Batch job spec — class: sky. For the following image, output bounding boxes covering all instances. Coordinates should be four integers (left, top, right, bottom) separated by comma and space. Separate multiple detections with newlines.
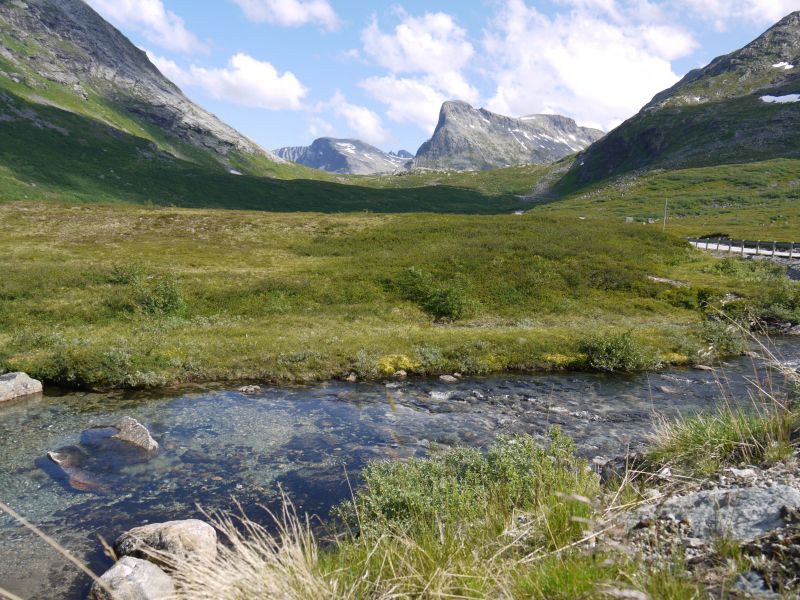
84, 0, 800, 154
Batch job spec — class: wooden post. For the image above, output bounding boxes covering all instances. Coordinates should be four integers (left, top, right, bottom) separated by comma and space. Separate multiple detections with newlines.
715, 238, 720, 251
772, 241, 777, 257
728, 239, 732, 253
741, 241, 745, 257
791, 243, 795, 259
756, 241, 760, 255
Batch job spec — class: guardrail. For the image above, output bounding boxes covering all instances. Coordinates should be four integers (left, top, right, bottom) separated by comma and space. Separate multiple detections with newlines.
688, 238, 798, 259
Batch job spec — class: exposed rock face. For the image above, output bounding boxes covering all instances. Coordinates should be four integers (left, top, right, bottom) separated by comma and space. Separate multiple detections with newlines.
0, 372, 42, 402
412, 101, 604, 171
562, 11, 800, 188
89, 556, 175, 600
114, 520, 218, 566
0, 0, 277, 164
633, 485, 800, 542
274, 138, 410, 175
111, 417, 159, 453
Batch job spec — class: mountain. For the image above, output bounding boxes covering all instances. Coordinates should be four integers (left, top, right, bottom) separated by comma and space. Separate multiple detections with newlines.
274, 138, 411, 175
411, 101, 604, 171
390, 150, 414, 159
0, 0, 293, 177
559, 11, 800, 190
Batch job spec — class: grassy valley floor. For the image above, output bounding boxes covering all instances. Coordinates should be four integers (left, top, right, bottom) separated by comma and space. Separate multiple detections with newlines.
0, 200, 797, 389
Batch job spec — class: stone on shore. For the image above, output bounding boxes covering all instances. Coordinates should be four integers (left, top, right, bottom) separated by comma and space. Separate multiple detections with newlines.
88, 556, 174, 600
0, 372, 43, 403
115, 519, 217, 567
111, 417, 159, 453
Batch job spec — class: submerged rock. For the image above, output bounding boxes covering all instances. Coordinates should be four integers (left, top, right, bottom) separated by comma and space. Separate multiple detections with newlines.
89, 556, 174, 600
0, 372, 43, 403
115, 519, 218, 567
45, 448, 109, 494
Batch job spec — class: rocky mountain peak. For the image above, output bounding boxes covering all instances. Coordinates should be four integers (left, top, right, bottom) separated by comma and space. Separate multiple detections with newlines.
413, 101, 604, 171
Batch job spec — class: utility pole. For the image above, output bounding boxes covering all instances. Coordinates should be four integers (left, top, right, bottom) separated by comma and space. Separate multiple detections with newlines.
662, 198, 668, 232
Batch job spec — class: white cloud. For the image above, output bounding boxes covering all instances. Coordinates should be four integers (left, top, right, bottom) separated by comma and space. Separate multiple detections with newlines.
308, 116, 335, 138
328, 92, 391, 145
359, 11, 479, 134
85, 0, 204, 54
674, 0, 800, 30
232, 0, 339, 30
148, 52, 308, 110
483, 0, 697, 130
359, 76, 447, 134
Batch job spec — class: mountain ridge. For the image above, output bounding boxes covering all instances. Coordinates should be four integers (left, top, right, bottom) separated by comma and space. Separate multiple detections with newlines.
0, 0, 285, 174
556, 11, 800, 191
274, 137, 410, 175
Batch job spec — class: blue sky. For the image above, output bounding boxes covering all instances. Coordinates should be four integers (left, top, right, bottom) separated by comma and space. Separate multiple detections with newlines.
85, 0, 800, 154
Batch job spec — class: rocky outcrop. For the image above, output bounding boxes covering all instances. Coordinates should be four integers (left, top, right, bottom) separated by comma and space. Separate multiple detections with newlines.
274, 138, 411, 175
0, 372, 42, 402
88, 556, 174, 600
614, 457, 800, 597
0, 0, 278, 165
114, 519, 218, 566
412, 101, 604, 171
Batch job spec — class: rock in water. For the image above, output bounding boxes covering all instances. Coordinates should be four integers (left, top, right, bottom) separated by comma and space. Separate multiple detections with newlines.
111, 417, 159, 453
115, 520, 218, 567
45, 448, 109, 494
0, 372, 43, 402
89, 556, 174, 600
412, 101, 604, 171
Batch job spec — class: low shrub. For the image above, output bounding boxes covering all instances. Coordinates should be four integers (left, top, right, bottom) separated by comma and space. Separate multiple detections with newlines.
579, 331, 652, 372
336, 429, 597, 548
394, 267, 473, 321
132, 276, 186, 315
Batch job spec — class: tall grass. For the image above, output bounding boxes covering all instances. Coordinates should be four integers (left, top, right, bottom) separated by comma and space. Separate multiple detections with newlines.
648, 336, 799, 477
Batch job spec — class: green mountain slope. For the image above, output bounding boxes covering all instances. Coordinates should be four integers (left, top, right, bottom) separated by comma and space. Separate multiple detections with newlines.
556, 11, 800, 192
0, 0, 319, 179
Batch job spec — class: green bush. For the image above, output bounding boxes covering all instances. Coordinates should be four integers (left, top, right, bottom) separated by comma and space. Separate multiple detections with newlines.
394, 267, 472, 321
336, 429, 597, 549
133, 276, 186, 315
700, 319, 748, 356
579, 331, 652, 372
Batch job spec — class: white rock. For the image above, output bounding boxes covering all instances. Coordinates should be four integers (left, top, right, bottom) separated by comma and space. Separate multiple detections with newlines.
0, 372, 43, 403
439, 375, 459, 384
89, 556, 174, 600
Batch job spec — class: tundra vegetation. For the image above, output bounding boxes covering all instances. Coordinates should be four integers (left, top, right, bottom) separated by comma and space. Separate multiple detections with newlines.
1, 193, 797, 389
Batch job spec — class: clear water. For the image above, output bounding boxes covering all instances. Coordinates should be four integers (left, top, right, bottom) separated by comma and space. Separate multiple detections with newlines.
1, 340, 798, 599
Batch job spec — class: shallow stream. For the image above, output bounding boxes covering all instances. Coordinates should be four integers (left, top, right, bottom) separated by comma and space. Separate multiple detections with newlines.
1, 339, 798, 599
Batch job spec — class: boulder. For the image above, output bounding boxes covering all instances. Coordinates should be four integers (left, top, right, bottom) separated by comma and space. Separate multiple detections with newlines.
115, 519, 217, 567
0, 372, 43, 403
238, 385, 261, 394
111, 417, 159, 453
88, 556, 174, 600
439, 375, 459, 384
